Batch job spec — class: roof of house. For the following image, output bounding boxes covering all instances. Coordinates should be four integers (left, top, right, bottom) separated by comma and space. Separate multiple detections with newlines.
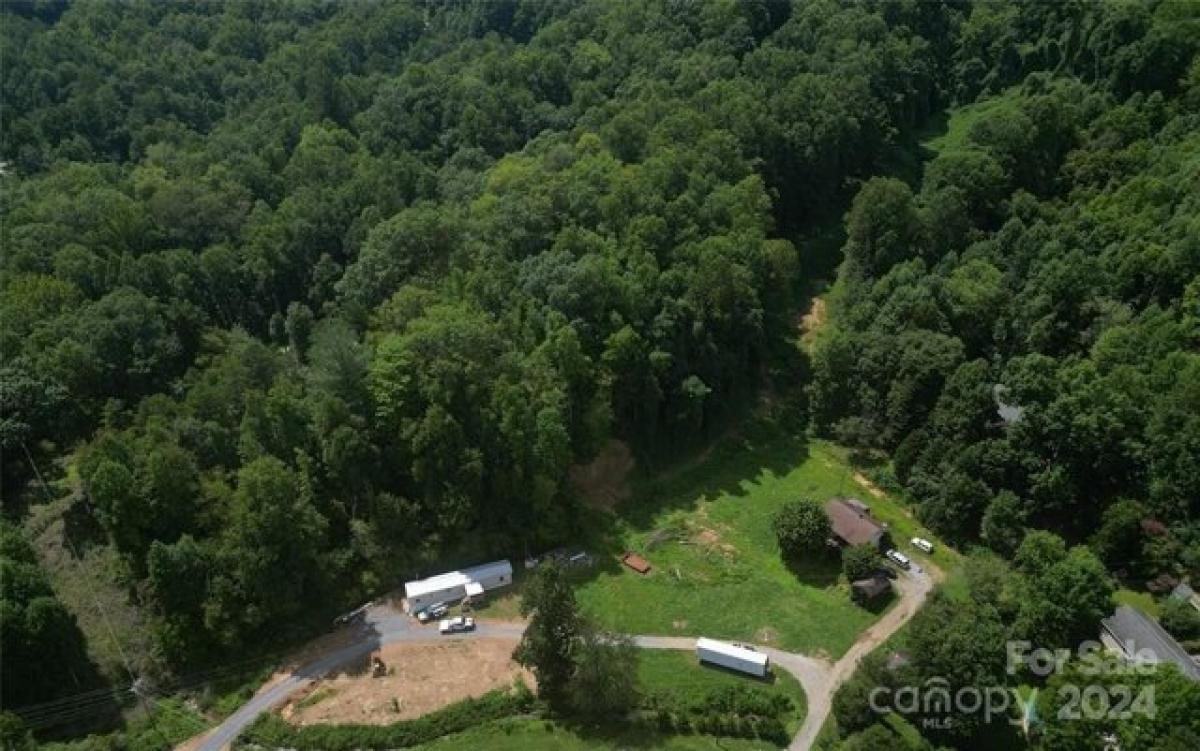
1170, 582, 1196, 602
404, 559, 512, 600
825, 499, 886, 546
1101, 605, 1200, 681
844, 498, 871, 516
851, 576, 892, 599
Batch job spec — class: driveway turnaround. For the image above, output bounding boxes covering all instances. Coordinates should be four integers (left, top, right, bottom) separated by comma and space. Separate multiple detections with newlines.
188, 568, 935, 751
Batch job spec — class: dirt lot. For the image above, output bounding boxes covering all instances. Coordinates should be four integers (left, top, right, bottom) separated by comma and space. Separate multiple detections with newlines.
279, 638, 534, 726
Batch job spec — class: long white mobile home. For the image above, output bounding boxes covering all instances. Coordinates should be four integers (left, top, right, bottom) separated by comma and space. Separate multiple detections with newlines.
695, 637, 769, 678
404, 560, 513, 613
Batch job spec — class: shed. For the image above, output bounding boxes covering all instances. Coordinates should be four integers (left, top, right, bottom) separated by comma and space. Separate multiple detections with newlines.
825, 499, 887, 548
696, 637, 769, 678
1099, 605, 1200, 682
1170, 582, 1200, 612
404, 560, 512, 613
851, 575, 892, 603
622, 552, 651, 574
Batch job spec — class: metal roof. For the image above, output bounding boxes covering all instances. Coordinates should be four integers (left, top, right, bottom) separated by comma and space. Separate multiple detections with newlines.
696, 637, 769, 667
825, 499, 886, 546
404, 560, 512, 600
1101, 605, 1200, 681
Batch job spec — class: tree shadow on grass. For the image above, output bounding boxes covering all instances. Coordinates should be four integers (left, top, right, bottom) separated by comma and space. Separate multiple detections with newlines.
555, 718, 665, 749
561, 426, 813, 592
853, 590, 897, 615
781, 552, 842, 589
619, 428, 811, 532
695, 660, 780, 686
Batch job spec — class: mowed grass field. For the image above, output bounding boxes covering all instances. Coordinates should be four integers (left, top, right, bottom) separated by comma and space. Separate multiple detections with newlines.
637, 650, 807, 734
571, 430, 956, 658
414, 650, 803, 751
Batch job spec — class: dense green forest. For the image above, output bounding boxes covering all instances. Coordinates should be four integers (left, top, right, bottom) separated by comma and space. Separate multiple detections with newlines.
810, 4, 1200, 574
2, 0, 1199, 748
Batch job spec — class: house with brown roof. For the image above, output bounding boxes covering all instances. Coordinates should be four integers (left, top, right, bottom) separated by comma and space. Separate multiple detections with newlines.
825, 498, 889, 549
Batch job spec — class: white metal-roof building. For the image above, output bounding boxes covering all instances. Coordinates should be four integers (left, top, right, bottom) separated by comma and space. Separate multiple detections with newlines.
404, 560, 513, 613
695, 637, 770, 677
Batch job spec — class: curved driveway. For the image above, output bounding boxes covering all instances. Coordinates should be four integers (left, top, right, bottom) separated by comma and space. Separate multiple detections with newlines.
189, 568, 934, 751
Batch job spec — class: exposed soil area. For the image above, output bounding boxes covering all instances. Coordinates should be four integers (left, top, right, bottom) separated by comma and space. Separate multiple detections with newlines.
279, 638, 533, 726
852, 472, 885, 499
569, 439, 634, 511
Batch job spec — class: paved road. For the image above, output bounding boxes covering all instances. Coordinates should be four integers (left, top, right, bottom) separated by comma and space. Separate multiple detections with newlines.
192, 613, 522, 751
190, 569, 935, 751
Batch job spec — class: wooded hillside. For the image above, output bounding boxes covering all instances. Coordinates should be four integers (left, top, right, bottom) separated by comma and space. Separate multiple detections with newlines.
2, 2, 1198, 746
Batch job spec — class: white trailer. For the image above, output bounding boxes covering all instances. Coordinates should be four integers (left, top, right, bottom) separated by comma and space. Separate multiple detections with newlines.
695, 637, 769, 678
403, 560, 513, 614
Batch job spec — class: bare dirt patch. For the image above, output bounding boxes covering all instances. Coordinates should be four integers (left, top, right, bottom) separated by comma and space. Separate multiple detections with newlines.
692, 526, 737, 558
569, 439, 634, 512
853, 472, 886, 499
798, 295, 828, 349
280, 639, 533, 726
754, 627, 780, 646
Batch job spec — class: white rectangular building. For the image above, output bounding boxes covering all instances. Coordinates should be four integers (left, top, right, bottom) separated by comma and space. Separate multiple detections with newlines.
695, 637, 769, 678
404, 560, 513, 613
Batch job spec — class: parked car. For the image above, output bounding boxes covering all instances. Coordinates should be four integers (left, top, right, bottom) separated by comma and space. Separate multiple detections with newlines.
417, 602, 449, 623
911, 537, 934, 553
886, 549, 911, 569
439, 616, 476, 634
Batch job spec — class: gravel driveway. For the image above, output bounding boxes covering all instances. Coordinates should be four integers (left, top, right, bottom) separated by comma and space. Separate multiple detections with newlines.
190, 568, 936, 751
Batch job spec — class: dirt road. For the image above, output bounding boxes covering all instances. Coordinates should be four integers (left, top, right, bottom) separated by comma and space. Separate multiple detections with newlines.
185, 567, 937, 751
787, 568, 937, 750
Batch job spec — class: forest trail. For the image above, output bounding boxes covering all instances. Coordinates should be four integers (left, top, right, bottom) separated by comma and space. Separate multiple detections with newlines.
798, 293, 828, 351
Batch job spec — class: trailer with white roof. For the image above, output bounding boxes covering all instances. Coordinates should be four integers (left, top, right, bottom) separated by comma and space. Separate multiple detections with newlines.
403, 560, 512, 614
695, 637, 769, 677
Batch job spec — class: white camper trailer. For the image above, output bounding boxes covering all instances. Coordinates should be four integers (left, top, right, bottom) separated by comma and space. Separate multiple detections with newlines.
695, 637, 769, 678
404, 560, 513, 614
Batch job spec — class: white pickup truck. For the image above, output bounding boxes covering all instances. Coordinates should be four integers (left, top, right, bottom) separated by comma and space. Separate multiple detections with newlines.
439, 616, 476, 634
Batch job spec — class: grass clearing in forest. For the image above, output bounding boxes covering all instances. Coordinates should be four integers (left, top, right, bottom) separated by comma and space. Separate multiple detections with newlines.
572, 428, 951, 657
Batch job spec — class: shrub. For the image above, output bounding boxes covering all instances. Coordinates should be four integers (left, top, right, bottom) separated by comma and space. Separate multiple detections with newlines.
842, 543, 880, 582
771, 498, 831, 559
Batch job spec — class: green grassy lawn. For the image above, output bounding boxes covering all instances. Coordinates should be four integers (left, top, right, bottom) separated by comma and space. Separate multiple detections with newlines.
412, 717, 777, 750
921, 89, 1020, 157
637, 649, 806, 734
571, 430, 952, 658
1114, 587, 1161, 617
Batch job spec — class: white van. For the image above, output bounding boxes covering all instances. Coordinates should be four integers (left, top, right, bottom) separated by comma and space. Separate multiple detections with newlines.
886, 549, 911, 569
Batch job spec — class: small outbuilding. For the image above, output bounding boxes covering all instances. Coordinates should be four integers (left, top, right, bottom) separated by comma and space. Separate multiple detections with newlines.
851, 575, 892, 604
404, 560, 512, 614
622, 552, 652, 574
696, 637, 769, 678
1170, 582, 1200, 612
